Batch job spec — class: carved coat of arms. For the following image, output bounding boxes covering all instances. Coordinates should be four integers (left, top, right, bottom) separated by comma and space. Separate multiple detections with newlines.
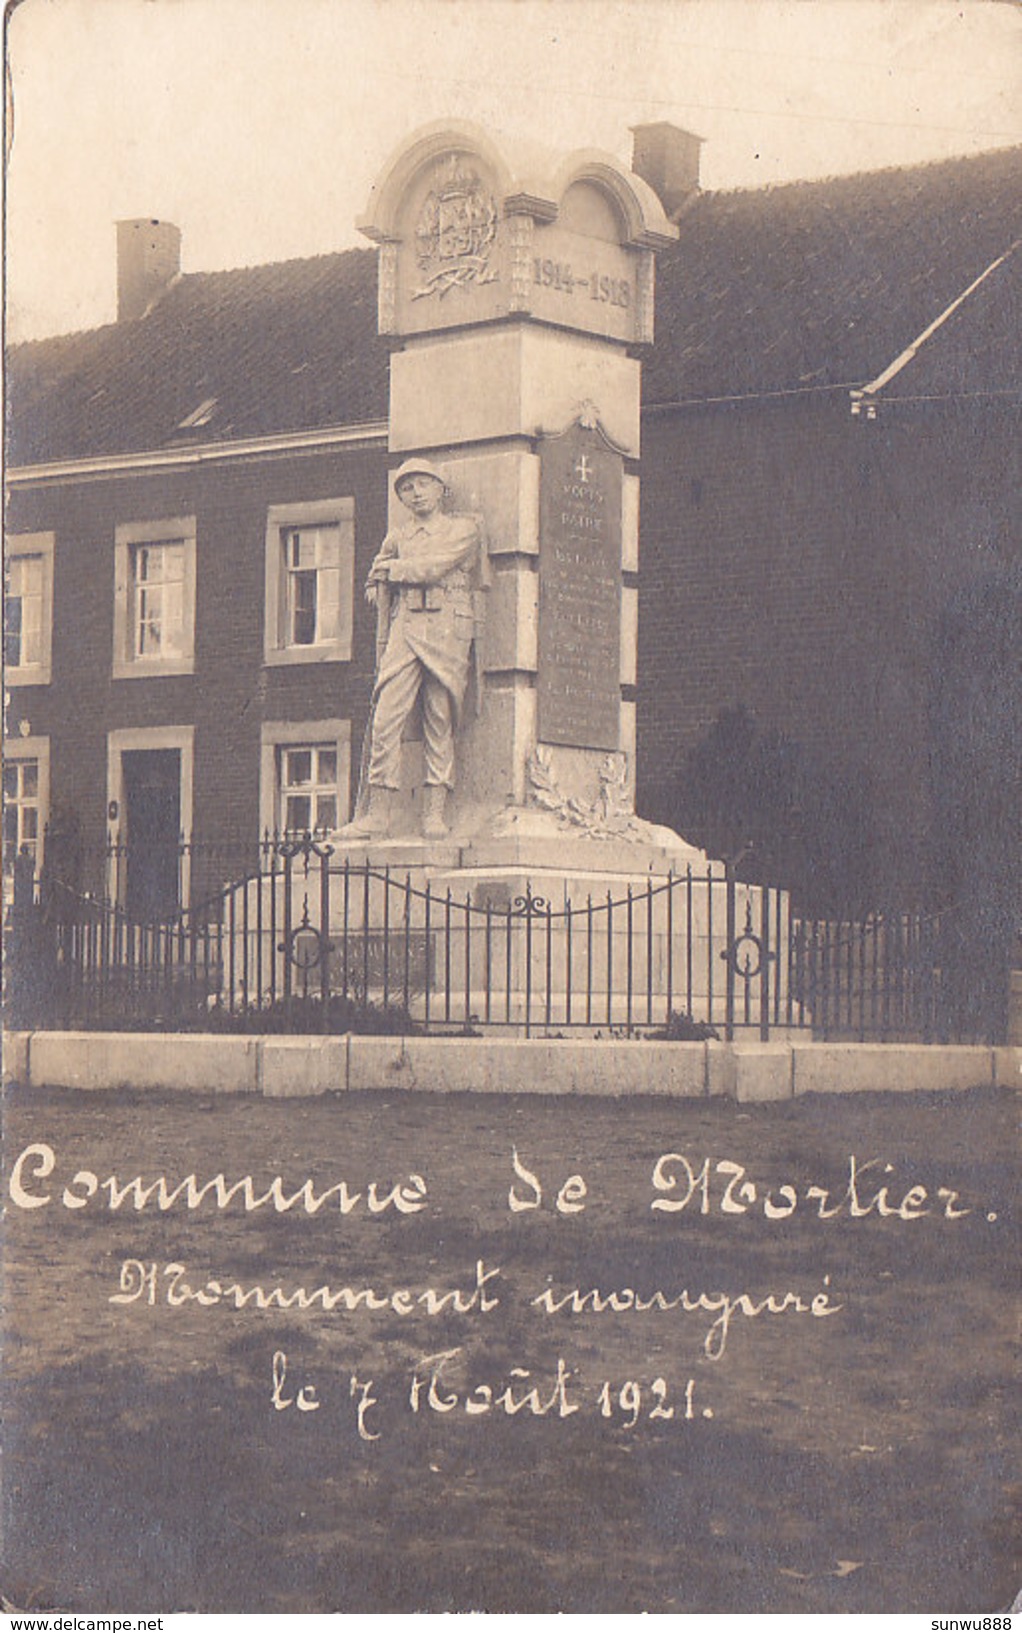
412, 156, 499, 300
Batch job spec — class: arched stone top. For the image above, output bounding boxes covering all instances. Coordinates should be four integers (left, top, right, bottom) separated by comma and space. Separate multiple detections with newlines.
360, 120, 678, 249
545, 151, 677, 250
359, 120, 518, 243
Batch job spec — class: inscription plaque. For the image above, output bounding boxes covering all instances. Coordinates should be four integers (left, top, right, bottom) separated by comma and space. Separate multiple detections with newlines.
537, 421, 622, 750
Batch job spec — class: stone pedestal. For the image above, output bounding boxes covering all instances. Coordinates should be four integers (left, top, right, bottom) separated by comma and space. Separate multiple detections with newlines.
241, 829, 789, 1036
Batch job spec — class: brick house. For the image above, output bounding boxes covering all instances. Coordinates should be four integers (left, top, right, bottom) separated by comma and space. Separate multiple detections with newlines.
6, 141, 1019, 914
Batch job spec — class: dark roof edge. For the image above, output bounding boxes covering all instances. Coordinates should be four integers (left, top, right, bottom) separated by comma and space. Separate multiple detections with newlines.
643, 381, 865, 412
7, 418, 390, 487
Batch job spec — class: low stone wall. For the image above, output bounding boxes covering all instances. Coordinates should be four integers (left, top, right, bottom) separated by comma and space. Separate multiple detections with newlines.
4, 1030, 1017, 1102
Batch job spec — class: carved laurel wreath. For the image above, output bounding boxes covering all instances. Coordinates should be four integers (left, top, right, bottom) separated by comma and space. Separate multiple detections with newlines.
526, 746, 649, 841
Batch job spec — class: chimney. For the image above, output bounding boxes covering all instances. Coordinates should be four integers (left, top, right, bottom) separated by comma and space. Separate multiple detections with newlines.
630, 124, 703, 218
116, 218, 181, 321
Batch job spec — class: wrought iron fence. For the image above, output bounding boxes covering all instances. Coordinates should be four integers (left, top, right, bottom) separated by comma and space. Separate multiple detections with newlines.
6, 832, 997, 1043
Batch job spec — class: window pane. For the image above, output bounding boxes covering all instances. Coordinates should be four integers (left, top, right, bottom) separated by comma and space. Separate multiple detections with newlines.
317, 749, 338, 782
19, 605, 42, 665
137, 584, 162, 655
3, 805, 18, 848
22, 807, 38, 840
293, 571, 315, 614
287, 529, 316, 570
317, 568, 340, 641
285, 749, 312, 786
315, 795, 337, 830
285, 794, 311, 831
22, 762, 39, 798
6, 835, 37, 873
9, 556, 42, 597
290, 570, 317, 645
162, 581, 184, 654
3, 764, 19, 799
4, 598, 22, 667
315, 526, 341, 567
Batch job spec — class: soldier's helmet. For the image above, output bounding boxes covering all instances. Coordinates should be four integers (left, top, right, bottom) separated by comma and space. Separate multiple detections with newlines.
392, 457, 447, 492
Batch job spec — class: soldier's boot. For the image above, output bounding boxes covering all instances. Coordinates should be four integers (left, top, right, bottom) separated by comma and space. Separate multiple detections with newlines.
422, 784, 449, 839
337, 785, 391, 840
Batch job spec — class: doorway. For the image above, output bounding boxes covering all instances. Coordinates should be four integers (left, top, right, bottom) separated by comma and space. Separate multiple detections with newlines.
121, 748, 181, 920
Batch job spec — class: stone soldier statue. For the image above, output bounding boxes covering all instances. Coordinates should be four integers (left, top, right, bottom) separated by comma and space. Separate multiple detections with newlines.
344, 458, 484, 839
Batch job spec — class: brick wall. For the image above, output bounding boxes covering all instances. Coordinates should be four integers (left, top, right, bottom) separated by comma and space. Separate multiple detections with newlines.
636, 394, 1020, 901
6, 444, 389, 883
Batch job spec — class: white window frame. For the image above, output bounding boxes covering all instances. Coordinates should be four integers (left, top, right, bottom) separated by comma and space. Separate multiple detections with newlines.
2, 734, 50, 885
106, 725, 195, 907
113, 516, 197, 679
263, 497, 355, 667
5, 532, 54, 686
259, 719, 352, 838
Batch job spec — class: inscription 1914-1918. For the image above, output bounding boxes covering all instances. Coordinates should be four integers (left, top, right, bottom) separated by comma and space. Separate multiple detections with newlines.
537, 422, 622, 751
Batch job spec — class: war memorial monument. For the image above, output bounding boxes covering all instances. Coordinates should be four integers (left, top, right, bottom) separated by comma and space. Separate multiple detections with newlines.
345, 120, 689, 860
316, 119, 755, 1028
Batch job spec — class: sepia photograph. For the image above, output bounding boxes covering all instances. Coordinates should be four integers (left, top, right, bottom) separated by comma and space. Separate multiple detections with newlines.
3, 0, 1020, 1617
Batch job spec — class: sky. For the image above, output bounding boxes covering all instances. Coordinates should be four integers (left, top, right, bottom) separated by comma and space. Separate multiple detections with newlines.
6, 0, 1022, 342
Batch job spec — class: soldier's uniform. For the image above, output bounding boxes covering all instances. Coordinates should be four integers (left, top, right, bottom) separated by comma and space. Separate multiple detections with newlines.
366, 506, 482, 791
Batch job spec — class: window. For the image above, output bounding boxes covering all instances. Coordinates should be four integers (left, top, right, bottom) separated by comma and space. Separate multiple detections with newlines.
283, 525, 342, 647
177, 396, 218, 430
6, 557, 44, 666
5, 532, 54, 685
264, 498, 355, 665
132, 540, 186, 658
113, 517, 196, 678
259, 720, 351, 837
2, 736, 50, 885
279, 743, 339, 833
3, 759, 41, 873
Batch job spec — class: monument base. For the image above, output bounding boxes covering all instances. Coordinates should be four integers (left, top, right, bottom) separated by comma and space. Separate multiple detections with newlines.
329, 801, 707, 878
310, 807, 757, 1035
229, 814, 788, 1038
